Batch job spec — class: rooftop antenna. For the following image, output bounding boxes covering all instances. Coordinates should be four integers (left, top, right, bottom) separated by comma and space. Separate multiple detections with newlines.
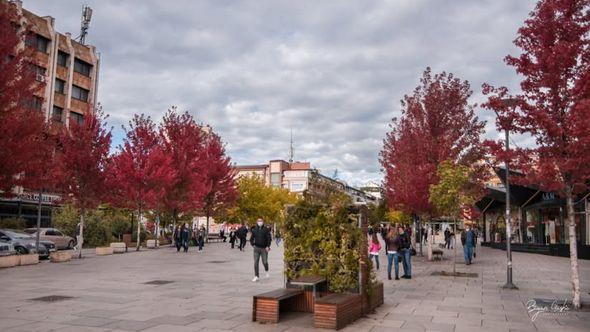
78, 5, 92, 45
332, 168, 339, 179
289, 128, 294, 163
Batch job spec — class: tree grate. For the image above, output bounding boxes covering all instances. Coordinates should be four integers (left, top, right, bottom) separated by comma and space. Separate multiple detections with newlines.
144, 280, 174, 285
431, 271, 478, 278
29, 295, 74, 302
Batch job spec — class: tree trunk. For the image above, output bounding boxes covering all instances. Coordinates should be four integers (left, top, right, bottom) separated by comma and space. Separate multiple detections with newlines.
35, 190, 42, 252
206, 211, 210, 243
78, 210, 85, 259
136, 209, 142, 251
566, 188, 581, 309
155, 212, 160, 248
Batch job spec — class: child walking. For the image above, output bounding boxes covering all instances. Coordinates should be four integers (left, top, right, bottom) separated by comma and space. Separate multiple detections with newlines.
369, 233, 382, 270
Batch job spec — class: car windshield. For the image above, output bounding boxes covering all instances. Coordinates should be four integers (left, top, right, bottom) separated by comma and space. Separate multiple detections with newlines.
4, 230, 34, 239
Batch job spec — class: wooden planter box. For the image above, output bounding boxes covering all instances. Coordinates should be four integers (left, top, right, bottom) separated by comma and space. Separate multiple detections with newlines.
0, 255, 18, 268
314, 293, 362, 330
50, 251, 72, 263
96, 247, 114, 256
367, 282, 384, 313
146, 239, 158, 248
110, 242, 127, 254
18, 254, 39, 266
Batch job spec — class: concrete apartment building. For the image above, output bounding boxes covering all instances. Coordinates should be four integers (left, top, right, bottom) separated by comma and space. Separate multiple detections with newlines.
0, 1, 100, 226
235, 160, 378, 204
11, 0, 100, 127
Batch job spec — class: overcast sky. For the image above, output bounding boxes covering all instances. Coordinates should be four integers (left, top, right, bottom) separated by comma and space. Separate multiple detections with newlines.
25, 0, 536, 186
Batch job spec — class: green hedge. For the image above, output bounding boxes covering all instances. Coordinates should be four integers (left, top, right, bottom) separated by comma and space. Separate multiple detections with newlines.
0, 217, 27, 230
284, 201, 363, 293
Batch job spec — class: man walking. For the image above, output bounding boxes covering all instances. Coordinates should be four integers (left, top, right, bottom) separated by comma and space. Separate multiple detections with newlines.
461, 225, 476, 265
444, 228, 451, 249
237, 222, 248, 251
250, 218, 271, 282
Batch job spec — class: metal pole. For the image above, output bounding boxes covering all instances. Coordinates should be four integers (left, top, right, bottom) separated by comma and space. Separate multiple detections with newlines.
503, 129, 518, 289
35, 190, 42, 252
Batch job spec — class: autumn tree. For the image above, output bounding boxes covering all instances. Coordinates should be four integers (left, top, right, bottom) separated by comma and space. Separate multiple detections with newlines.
57, 107, 111, 258
380, 68, 486, 223
0, 1, 47, 195
201, 133, 237, 237
229, 175, 298, 226
159, 108, 208, 231
482, 0, 590, 308
429, 160, 478, 274
108, 114, 175, 251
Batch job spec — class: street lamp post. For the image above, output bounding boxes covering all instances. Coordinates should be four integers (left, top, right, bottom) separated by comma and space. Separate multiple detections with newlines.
499, 99, 518, 290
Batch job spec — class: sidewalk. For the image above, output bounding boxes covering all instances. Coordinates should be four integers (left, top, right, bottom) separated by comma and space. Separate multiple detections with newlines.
0, 241, 588, 331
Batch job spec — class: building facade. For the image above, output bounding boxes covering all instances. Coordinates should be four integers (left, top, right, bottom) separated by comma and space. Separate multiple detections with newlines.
0, 1, 100, 227
234, 160, 378, 204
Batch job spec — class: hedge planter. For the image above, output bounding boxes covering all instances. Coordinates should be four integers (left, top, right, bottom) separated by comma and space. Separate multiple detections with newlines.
110, 242, 127, 254
96, 247, 114, 256
0, 255, 18, 268
367, 282, 384, 313
18, 254, 39, 266
50, 251, 72, 263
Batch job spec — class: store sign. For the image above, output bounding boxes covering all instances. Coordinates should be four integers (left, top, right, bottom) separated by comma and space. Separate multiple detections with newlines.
542, 193, 555, 201
18, 193, 60, 204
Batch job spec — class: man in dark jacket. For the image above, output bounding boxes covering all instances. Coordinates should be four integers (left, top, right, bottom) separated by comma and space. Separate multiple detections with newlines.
236, 223, 248, 251
250, 218, 272, 282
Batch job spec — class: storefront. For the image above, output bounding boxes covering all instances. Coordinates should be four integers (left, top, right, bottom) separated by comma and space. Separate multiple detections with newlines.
476, 168, 589, 259
0, 192, 60, 227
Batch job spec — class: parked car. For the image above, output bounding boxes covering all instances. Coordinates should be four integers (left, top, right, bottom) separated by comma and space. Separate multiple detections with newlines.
0, 240, 15, 256
24, 228, 75, 250
0, 229, 55, 259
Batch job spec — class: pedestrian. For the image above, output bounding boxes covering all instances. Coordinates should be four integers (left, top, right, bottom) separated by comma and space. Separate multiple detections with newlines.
461, 225, 476, 265
197, 226, 205, 252
368, 225, 374, 236
229, 227, 236, 249
174, 225, 182, 252
237, 222, 247, 251
444, 228, 451, 249
220, 227, 227, 242
274, 228, 282, 247
250, 218, 272, 282
400, 226, 412, 279
180, 223, 190, 252
369, 233, 381, 270
384, 227, 401, 280
74, 221, 82, 252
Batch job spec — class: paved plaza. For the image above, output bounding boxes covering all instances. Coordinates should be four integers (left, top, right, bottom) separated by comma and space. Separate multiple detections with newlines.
1, 242, 589, 332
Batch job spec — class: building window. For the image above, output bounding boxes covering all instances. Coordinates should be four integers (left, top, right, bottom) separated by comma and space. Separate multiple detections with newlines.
270, 173, 281, 187
31, 96, 43, 111
52, 106, 63, 123
70, 111, 84, 125
57, 51, 69, 67
71, 85, 89, 102
25, 33, 49, 53
55, 79, 65, 94
73, 58, 92, 77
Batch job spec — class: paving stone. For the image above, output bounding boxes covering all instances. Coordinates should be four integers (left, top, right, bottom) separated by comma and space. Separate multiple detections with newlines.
61, 317, 115, 327
101, 319, 160, 331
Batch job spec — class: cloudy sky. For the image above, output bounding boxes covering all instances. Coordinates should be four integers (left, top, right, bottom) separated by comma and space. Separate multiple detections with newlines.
25, 0, 536, 186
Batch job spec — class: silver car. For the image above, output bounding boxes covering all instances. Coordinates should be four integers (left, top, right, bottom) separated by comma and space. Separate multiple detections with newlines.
0, 229, 55, 259
24, 228, 75, 250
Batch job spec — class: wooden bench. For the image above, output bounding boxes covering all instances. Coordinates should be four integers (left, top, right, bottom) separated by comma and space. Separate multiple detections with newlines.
432, 248, 444, 261
314, 293, 362, 330
252, 288, 304, 324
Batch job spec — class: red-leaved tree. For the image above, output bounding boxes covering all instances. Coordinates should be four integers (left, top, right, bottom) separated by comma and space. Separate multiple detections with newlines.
483, 0, 590, 308
0, 1, 47, 196
380, 68, 486, 221
108, 114, 175, 251
201, 132, 237, 237
159, 108, 208, 228
57, 106, 112, 258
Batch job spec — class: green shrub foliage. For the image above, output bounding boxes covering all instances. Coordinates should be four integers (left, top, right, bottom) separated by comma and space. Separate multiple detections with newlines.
284, 201, 362, 293
0, 217, 27, 230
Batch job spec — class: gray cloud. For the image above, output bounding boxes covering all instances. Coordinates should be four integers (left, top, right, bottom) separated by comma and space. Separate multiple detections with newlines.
26, 0, 536, 186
